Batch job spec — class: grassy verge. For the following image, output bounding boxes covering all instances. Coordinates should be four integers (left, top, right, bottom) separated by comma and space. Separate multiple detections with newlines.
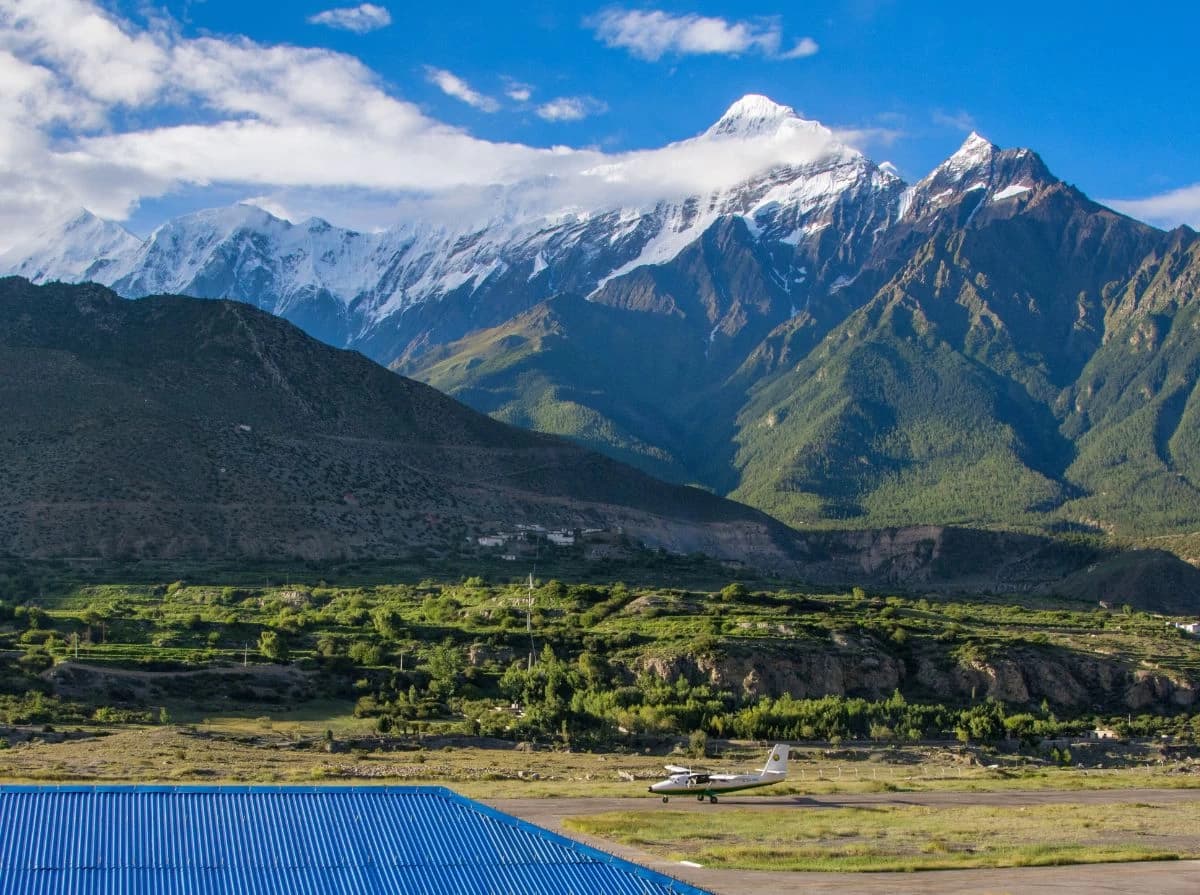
564, 802, 1200, 871
2, 729, 1199, 798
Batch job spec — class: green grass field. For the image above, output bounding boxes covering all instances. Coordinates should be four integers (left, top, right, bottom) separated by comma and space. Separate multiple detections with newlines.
565, 802, 1200, 871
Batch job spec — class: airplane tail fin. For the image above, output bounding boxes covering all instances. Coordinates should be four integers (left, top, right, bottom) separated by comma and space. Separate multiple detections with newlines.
762, 744, 789, 777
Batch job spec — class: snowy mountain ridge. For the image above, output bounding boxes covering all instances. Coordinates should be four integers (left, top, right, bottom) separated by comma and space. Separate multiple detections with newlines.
0, 209, 142, 284
1, 95, 1044, 362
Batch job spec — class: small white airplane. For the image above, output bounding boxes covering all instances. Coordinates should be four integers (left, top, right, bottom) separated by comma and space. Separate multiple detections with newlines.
649, 744, 789, 803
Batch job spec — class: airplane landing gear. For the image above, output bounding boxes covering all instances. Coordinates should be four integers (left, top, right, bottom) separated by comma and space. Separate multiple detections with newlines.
696, 794, 705, 802
662, 796, 669, 803
709, 795, 718, 804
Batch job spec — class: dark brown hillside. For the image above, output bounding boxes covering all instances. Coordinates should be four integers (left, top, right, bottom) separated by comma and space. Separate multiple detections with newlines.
0, 278, 799, 565
5, 278, 1197, 611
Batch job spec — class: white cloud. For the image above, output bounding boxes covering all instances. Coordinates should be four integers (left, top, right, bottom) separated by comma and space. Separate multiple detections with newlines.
307, 4, 391, 34
424, 66, 500, 112
932, 109, 976, 132
1106, 185, 1200, 230
588, 8, 818, 61
536, 96, 607, 122
779, 37, 819, 59
239, 194, 299, 223
504, 78, 533, 102
1, 0, 169, 107
832, 126, 904, 149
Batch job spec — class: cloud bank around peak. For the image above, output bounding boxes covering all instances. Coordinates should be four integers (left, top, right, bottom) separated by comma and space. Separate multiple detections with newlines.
588, 8, 819, 61
0, 0, 863, 251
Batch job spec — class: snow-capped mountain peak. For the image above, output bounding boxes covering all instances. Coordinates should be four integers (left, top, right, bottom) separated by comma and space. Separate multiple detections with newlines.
0, 208, 141, 284
937, 131, 998, 181
897, 132, 1056, 226
706, 94, 799, 138
959, 130, 996, 153
104, 202, 385, 315
147, 203, 280, 240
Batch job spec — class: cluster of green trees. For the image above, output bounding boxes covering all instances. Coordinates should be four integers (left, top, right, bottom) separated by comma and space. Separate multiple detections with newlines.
4, 579, 1200, 750
352, 651, 1200, 748
0, 691, 162, 727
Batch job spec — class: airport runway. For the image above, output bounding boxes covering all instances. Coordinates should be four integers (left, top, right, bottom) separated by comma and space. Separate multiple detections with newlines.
488, 788, 1200, 895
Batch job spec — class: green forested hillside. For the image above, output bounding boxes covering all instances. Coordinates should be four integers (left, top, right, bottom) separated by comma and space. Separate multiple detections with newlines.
1059, 234, 1200, 533
729, 190, 1166, 530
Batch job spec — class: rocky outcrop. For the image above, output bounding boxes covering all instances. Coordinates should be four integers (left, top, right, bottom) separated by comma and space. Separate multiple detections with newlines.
638, 642, 1196, 712
1126, 669, 1197, 710
637, 643, 904, 700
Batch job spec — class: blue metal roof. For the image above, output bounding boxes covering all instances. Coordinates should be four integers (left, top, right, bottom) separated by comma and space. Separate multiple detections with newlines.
0, 785, 711, 895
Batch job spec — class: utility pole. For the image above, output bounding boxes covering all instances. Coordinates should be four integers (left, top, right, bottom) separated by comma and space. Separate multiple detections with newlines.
525, 572, 534, 632
526, 572, 536, 671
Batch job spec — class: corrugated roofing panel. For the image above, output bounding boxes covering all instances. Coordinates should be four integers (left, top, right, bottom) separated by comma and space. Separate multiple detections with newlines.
0, 785, 711, 895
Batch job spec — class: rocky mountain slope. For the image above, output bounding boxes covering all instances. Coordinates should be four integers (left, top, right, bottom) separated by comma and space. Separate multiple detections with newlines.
5, 96, 1200, 542
0, 277, 801, 567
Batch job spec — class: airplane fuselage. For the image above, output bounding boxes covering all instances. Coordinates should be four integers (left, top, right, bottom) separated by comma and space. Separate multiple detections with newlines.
649, 771, 784, 801
648, 745, 789, 803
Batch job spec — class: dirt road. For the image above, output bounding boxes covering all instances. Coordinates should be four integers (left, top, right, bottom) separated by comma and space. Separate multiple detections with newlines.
487, 788, 1200, 895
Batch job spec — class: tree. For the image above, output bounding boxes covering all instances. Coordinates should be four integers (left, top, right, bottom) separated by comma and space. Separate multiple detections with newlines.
348, 640, 382, 666
258, 630, 289, 662
80, 607, 102, 642
954, 700, 1005, 745
24, 606, 48, 630
426, 640, 464, 701
372, 606, 406, 640
576, 651, 606, 688
719, 583, 747, 602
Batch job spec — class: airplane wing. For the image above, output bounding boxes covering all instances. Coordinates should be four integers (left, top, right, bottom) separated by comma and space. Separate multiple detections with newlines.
664, 764, 692, 774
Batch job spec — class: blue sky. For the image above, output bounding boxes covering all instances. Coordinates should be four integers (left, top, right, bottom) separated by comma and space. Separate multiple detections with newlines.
159, 0, 1200, 193
0, 0, 1196, 246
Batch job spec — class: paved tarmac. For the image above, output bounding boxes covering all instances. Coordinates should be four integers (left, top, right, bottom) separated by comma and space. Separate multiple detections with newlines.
487, 788, 1200, 895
